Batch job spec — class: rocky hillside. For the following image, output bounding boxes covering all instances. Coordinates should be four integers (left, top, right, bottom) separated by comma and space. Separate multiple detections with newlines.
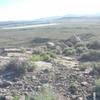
0, 33, 99, 100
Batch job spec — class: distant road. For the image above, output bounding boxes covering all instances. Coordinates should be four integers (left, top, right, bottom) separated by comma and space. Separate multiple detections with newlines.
1, 23, 59, 30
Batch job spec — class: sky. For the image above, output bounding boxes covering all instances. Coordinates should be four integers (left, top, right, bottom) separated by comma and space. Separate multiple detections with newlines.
0, 0, 100, 21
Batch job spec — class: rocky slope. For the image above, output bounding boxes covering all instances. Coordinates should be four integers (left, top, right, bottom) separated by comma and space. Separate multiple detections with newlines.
0, 33, 97, 100
0, 56, 94, 100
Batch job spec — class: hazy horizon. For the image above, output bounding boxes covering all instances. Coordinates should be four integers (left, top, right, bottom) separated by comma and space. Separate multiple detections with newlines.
0, 0, 100, 21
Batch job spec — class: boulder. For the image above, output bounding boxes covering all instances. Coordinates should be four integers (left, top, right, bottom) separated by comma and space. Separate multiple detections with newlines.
67, 35, 81, 44
81, 82, 88, 87
0, 80, 12, 88
77, 97, 83, 100
84, 67, 93, 74
46, 42, 55, 49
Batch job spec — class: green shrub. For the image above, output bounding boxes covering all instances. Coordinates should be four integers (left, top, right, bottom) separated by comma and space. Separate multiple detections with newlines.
76, 46, 88, 55
63, 47, 76, 56
40, 53, 51, 62
24, 61, 36, 72
25, 95, 30, 100
13, 95, 30, 100
4, 59, 26, 76
13, 96, 20, 100
79, 62, 91, 71
46, 51, 56, 58
68, 82, 77, 94
32, 54, 51, 62
93, 63, 100, 76
75, 42, 86, 48
3, 59, 36, 77
95, 79, 100, 97
66, 41, 73, 47
34, 87, 55, 100
12, 86, 55, 100
75, 42, 88, 55
32, 52, 56, 62
31, 54, 42, 61
79, 50, 100, 61
87, 41, 100, 50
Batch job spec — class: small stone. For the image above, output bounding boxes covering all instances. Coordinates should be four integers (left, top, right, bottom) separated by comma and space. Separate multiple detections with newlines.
81, 82, 88, 86
84, 67, 93, 74
46, 42, 55, 48
31, 76, 37, 81
77, 97, 83, 100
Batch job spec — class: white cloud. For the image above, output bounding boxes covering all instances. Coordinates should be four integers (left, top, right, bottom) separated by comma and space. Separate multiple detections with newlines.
0, 0, 100, 21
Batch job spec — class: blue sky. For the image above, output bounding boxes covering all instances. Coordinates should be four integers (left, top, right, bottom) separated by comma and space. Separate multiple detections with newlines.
0, 0, 100, 21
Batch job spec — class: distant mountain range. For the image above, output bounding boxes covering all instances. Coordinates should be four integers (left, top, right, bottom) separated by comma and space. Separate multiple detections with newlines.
0, 15, 100, 28
0, 14, 100, 23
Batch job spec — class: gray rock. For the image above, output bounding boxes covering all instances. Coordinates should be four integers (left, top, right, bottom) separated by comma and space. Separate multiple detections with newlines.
81, 82, 88, 87
67, 34, 81, 44
46, 42, 55, 49
77, 97, 83, 100
0, 80, 12, 88
84, 67, 93, 74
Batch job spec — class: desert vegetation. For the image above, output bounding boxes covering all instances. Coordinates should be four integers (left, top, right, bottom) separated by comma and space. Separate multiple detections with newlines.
0, 18, 100, 100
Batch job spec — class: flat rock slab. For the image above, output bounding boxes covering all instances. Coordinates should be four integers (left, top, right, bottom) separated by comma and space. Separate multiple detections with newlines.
34, 61, 53, 71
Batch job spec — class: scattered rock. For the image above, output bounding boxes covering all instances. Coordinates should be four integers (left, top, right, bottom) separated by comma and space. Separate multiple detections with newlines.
0, 41, 94, 99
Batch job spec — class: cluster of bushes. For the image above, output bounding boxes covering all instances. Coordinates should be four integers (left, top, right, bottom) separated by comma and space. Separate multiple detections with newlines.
95, 79, 100, 97
63, 47, 76, 56
79, 62, 91, 71
4, 59, 26, 76
63, 42, 88, 56
34, 87, 55, 100
24, 61, 36, 72
79, 50, 100, 61
13, 96, 20, 100
87, 41, 100, 50
32, 51, 56, 62
75, 42, 88, 55
62, 40, 100, 63
3, 59, 35, 77
92, 63, 100, 76
74, 41, 100, 62
68, 82, 77, 95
